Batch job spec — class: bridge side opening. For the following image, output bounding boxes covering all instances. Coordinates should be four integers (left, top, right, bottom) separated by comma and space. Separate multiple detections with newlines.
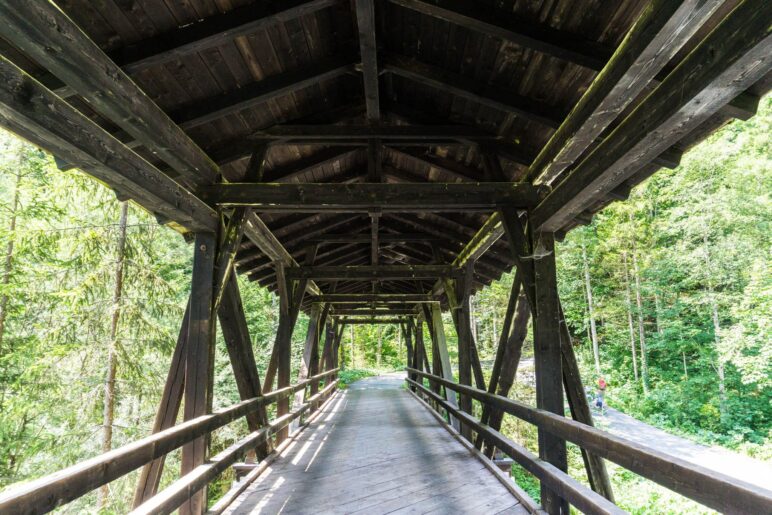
0, 0, 769, 513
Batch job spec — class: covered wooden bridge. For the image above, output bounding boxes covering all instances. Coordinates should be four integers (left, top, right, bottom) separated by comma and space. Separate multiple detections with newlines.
0, 0, 771, 513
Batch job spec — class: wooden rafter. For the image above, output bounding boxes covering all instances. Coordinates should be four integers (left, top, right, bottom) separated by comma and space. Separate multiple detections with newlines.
0, 57, 217, 234
526, 0, 725, 186
533, 0, 772, 232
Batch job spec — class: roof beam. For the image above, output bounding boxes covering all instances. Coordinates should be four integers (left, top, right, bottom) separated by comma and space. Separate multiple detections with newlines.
172, 56, 357, 132
285, 265, 460, 280
525, 0, 724, 186
97, 0, 341, 79
0, 1, 219, 188
253, 124, 498, 143
533, 0, 772, 232
332, 308, 419, 315
389, 0, 609, 70
0, 57, 217, 234
383, 53, 564, 128
355, 0, 381, 122
310, 294, 436, 303
335, 317, 411, 324
201, 182, 543, 211
308, 233, 443, 244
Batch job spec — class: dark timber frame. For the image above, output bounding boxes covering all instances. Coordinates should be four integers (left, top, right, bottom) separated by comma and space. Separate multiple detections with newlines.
0, 0, 770, 513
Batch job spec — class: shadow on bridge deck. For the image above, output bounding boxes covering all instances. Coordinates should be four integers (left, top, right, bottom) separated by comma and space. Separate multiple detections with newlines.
224, 373, 524, 514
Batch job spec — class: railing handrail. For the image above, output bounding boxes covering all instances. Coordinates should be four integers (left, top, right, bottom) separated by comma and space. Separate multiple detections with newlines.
130, 381, 339, 515
0, 368, 339, 514
406, 378, 622, 515
406, 367, 772, 514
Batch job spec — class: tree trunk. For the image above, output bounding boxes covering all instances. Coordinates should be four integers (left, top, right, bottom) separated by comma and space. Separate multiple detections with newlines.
491, 310, 497, 353
0, 167, 21, 356
702, 234, 727, 424
98, 201, 129, 508
622, 252, 639, 382
397, 324, 402, 360
349, 325, 355, 368
682, 351, 688, 378
654, 292, 663, 335
470, 295, 478, 344
629, 216, 649, 394
582, 239, 600, 374
376, 325, 382, 367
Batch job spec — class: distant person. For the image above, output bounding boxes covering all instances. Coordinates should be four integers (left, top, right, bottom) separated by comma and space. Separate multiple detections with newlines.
596, 377, 607, 411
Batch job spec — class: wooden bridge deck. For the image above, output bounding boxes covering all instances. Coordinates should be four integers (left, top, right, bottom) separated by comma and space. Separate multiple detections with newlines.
225, 374, 525, 514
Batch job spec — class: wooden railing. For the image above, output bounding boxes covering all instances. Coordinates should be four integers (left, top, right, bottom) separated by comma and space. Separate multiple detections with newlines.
405, 368, 772, 515
0, 368, 340, 515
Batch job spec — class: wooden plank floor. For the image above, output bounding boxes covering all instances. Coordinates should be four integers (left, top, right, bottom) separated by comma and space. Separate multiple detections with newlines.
225, 373, 525, 514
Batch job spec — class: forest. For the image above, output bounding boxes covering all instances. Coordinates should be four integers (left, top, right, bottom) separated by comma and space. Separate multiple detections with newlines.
0, 97, 769, 513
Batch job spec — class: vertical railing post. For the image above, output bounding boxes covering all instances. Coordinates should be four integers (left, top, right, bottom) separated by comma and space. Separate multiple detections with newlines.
180, 232, 217, 515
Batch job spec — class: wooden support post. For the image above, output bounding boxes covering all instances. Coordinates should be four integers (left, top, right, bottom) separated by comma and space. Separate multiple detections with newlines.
531, 231, 568, 514
428, 302, 460, 431
452, 269, 474, 440
402, 320, 416, 390
415, 318, 431, 377
309, 305, 328, 404
293, 302, 324, 425
320, 321, 336, 383
181, 233, 217, 515
424, 310, 443, 396
274, 274, 300, 445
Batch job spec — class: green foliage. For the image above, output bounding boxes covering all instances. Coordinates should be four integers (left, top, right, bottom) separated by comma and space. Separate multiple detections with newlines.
0, 95, 769, 513
337, 368, 380, 388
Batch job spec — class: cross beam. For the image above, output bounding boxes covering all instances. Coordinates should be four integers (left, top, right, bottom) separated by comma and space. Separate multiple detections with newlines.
309, 294, 436, 303
308, 233, 443, 244
285, 265, 459, 281
335, 317, 411, 324
201, 182, 543, 211
332, 308, 419, 315
253, 124, 498, 143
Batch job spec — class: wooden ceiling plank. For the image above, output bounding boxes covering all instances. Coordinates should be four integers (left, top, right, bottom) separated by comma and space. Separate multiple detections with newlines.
174, 55, 357, 131
0, 1, 219, 188
383, 53, 565, 128
533, 0, 772, 233
389, 0, 610, 70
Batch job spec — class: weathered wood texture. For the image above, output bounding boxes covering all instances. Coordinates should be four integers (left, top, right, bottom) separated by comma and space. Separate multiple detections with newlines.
0, 0, 767, 300
408, 379, 622, 515
533, 0, 772, 232
225, 375, 522, 515
181, 233, 217, 515
202, 182, 541, 210
407, 369, 772, 515
0, 370, 338, 515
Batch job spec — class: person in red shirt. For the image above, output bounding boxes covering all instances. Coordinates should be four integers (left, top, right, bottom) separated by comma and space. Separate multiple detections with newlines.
596, 377, 607, 411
